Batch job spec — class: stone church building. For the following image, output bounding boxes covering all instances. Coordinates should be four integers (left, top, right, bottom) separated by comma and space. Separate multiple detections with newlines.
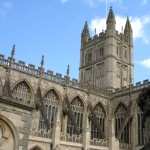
0, 7, 149, 150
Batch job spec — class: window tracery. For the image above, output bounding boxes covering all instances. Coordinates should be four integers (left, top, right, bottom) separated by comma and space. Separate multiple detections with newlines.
137, 107, 144, 145
115, 103, 130, 144
0, 79, 2, 95
39, 90, 59, 133
12, 81, 32, 104
67, 97, 84, 136
91, 103, 105, 140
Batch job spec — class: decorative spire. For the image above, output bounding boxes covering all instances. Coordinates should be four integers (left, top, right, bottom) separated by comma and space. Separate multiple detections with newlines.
40, 55, 44, 69
81, 21, 90, 48
66, 64, 70, 77
82, 21, 90, 37
106, 7, 116, 30
124, 16, 132, 33
11, 44, 15, 60
124, 17, 133, 46
2, 45, 15, 97
95, 28, 97, 35
39, 55, 45, 78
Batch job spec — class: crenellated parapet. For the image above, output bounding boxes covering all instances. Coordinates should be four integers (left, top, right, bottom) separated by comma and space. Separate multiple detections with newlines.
0, 53, 79, 88
112, 79, 150, 97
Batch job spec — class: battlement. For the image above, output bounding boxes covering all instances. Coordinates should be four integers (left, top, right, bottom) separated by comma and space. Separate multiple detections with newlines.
84, 30, 128, 49
0, 54, 79, 88
113, 79, 150, 96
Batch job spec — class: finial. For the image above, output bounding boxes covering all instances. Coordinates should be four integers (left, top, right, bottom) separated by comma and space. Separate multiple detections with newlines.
82, 21, 90, 37
124, 16, 132, 33
121, 26, 124, 33
11, 44, 15, 59
95, 28, 97, 35
66, 64, 70, 77
40, 55, 44, 68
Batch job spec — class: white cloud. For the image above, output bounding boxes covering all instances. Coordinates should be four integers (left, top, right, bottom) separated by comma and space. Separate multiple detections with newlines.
85, 0, 122, 7
61, 0, 122, 6
90, 15, 150, 44
60, 0, 69, 3
140, 59, 150, 69
141, 0, 149, 5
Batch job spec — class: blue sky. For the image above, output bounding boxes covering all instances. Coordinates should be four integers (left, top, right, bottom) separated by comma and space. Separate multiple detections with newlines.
0, 0, 150, 83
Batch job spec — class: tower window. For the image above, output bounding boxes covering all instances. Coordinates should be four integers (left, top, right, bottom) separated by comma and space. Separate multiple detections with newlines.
96, 48, 104, 61
124, 50, 127, 58
85, 52, 92, 65
100, 48, 104, 56
117, 47, 119, 56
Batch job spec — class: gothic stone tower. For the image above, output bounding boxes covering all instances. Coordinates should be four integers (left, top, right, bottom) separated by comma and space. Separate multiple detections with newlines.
79, 7, 133, 90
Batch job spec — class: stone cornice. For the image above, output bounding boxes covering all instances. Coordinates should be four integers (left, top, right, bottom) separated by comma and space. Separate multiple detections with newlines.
0, 96, 34, 111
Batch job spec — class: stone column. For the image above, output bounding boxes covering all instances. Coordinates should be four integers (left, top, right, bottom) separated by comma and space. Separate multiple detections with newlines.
131, 104, 138, 150
109, 117, 119, 150
109, 101, 119, 150
31, 110, 40, 134
52, 106, 61, 150
83, 106, 90, 150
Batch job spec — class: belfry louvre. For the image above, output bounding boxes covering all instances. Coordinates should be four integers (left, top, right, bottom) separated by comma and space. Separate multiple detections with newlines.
0, 7, 149, 150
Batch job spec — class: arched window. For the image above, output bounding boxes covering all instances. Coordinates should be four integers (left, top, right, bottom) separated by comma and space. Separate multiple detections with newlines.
39, 90, 59, 132
115, 103, 130, 144
137, 107, 144, 145
144, 117, 150, 144
0, 79, 2, 95
12, 81, 32, 104
91, 103, 105, 140
0, 126, 3, 139
30, 146, 42, 150
67, 97, 84, 136
85, 52, 92, 65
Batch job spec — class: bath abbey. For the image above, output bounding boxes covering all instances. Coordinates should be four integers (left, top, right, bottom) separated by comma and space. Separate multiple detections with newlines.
0, 7, 150, 150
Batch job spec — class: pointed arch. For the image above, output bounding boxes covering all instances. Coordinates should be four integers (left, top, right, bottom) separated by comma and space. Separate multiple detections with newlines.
137, 106, 144, 145
71, 95, 85, 108
114, 102, 127, 114
93, 102, 106, 115
0, 78, 3, 95
12, 79, 33, 104
67, 96, 84, 138
38, 88, 59, 137
91, 102, 106, 140
0, 114, 19, 150
12, 79, 34, 94
115, 102, 130, 144
30, 145, 42, 150
43, 87, 62, 103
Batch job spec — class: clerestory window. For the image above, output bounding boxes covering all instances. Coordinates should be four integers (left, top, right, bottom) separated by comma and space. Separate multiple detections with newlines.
91, 103, 105, 140
67, 97, 84, 136
39, 90, 59, 132
12, 81, 32, 104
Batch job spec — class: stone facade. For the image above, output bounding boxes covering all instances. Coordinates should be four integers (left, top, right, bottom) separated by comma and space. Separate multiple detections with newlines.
80, 7, 133, 90
0, 7, 149, 150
